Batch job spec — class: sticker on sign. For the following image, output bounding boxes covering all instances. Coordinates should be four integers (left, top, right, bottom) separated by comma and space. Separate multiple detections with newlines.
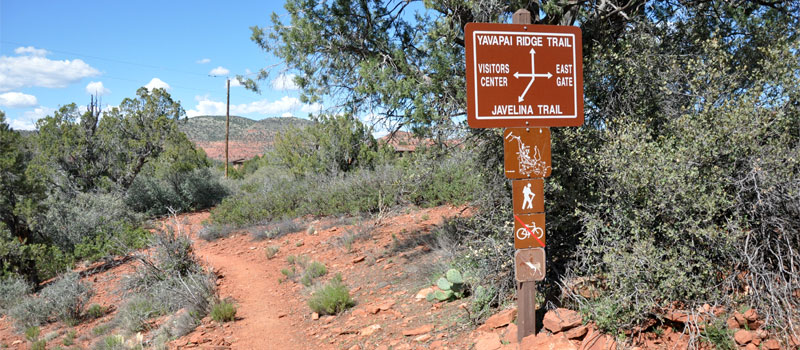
465, 23, 584, 128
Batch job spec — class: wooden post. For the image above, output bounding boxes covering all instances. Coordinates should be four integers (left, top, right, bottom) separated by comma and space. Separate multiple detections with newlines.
225, 78, 230, 178
512, 8, 536, 343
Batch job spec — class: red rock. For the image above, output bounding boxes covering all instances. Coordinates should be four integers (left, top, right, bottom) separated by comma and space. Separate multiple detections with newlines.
734, 330, 753, 345
430, 340, 445, 349
502, 323, 519, 344
521, 333, 577, 350
734, 312, 747, 327
415, 287, 436, 300
352, 256, 366, 263
360, 324, 381, 336
368, 305, 381, 314
745, 344, 758, 350
726, 317, 740, 329
379, 300, 396, 311
312, 312, 319, 320
480, 308, 517, 330
763, 339, 780, 350
376, 346, 389, 350
743, 309, 758, 322
347, 346, 361, 350
474, 332, 502, 350
543, 308, 583, 333
403, 324, 434, 336
579, 329, 616, 350
277, 312, 287, 318
323, 315, 335, 323
415, 334, 432, 342
565, 325, 588, 340
752, 337, 760, 346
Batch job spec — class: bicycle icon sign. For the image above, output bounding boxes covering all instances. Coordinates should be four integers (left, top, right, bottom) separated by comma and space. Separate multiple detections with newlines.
515, 223, 544, 241
514, 213, 546, 249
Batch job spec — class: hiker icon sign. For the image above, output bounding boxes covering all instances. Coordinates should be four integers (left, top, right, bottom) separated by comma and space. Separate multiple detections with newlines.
513, 179, 544, 214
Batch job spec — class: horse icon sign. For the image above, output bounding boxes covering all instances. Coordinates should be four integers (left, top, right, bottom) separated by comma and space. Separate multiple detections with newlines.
465, 23, 584, 128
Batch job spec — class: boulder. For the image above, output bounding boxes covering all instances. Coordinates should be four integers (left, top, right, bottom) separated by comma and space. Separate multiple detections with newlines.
543, 308, 583, 333
403, 324, 434, 336
474, 332, 502, 350
734, 330, 753, 345
479, 308, 517, 331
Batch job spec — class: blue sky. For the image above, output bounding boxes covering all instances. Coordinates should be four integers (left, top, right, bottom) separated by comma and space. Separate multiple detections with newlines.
0, 0, 321, 130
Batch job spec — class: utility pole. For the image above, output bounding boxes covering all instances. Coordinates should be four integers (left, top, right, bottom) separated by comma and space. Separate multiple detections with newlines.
225, 78, 230, 178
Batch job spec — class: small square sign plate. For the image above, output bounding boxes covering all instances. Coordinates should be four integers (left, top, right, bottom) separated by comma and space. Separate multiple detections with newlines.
515, 248, 545, 282
514, 213, 546, 249
504, 128, 551, 179
513, 179, 544, 214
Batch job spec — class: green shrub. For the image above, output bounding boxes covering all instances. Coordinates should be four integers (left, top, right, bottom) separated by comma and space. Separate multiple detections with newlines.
63, 329, 76, 346
30, 339, 45, 350
197, 223, 235, 241
300, 261, 328, 287
116, 296, 156, 333
125, 167, 228, 216
9, 272, 92, 329
0, 275, 31, 314
265, 246, 279, 259
87, 304, 106, 319
24, 326, 40, 341
252, 219, 304, 241
308, 274, 354, 315
701, 318, 735, 350
210, 300, 237, 322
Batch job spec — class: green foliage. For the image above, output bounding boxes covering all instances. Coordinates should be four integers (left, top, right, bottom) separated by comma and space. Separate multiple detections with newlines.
0, 275, 32, 314
63, 329, 76, 346
308, 274, 354, 315
24, 325, 40, 341
271, 114, 388, 176
210, 299, 237, 322
8, 272, 93, 329
197, 223, 235, 241
300, 261, 328, 287
87, 304, 107, 319
125, 134, 227, 216
116, 296, 156, 333
265, 245, 279, 259
30, 339, 45, 350
210, 149, 479, 226
701, 319, 735, 350
429, 269, 466, 301
118, 223, 216, 336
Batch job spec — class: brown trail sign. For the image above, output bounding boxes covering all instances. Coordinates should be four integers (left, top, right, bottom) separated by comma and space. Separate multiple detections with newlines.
465, 9, 584, 342
515, 248, 546, 282
504, 128, 551, 179
514, 213, 546, 249
466, 23, 583, 128
513, 179, 544, 214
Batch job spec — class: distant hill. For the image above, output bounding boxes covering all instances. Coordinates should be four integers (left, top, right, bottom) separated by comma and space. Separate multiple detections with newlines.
179, 115, 312, 161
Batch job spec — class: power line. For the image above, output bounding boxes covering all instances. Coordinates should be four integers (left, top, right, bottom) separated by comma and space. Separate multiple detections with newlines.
1, 40, 210, 78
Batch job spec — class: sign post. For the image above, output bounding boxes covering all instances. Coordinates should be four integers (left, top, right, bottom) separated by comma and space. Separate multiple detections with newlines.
464, 8, 583, 342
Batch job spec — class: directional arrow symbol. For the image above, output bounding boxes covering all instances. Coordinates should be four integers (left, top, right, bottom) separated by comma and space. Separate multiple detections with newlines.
514, 48, 552, 102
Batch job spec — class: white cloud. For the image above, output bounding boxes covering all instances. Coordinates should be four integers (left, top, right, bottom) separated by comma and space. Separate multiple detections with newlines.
229, 79, 243, 87
0, 48, 100, 92
144, 77, 170, 91
0, 92, 38, 108
300, 102, 323, 114
209, 66, 230, 76
9, 106, 54, 130
85, 81, 110, 96
14, 46, 49, 56
271, 74, 298, 90
281, 112, 294, 118
186, 95, 322, 118
196, 58, 211, 64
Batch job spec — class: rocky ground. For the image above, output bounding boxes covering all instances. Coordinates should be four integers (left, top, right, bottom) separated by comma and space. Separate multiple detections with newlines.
0, 205, 796, 349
